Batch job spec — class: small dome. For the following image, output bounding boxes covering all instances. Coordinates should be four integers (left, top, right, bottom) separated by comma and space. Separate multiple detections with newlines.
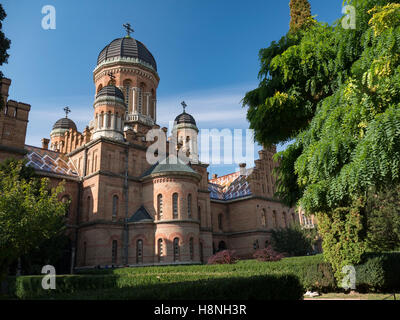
97, 37, 157, 71
141, 155, 198, 178
96, 85, 125, 100
52, 117, 77, 131
175, 112, 196, 126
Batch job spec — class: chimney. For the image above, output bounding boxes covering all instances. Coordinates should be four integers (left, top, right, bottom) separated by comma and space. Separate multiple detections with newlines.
239, 163, 247, 176
212, 174, 218, 179
41, 138, 50, 150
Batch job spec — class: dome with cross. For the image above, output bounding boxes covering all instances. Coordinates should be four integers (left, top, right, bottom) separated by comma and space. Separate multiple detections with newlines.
97, 24, 157, 72
51, 107, 77, 133
174, 101, 197, 125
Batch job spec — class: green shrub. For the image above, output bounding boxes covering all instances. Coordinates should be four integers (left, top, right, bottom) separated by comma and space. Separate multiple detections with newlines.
270, 223, 314, 256
6, 273, 304, 300
355, 252, 400, 292
303, 262, 336, 293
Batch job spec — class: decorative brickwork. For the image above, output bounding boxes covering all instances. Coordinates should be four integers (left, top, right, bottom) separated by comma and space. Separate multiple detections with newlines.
0, 34, 297, 270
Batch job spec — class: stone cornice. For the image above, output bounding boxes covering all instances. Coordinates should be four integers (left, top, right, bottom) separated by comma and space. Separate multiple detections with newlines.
34, 169, 80, 182
154, 219, 200, 225
83, 170, 142, 183
142, 170, 202, 183
210, 195, 283, 205
213, 229, 272, 237
93, 62, 160, 84
77, 220, 125, 228
198, 189, 211, 194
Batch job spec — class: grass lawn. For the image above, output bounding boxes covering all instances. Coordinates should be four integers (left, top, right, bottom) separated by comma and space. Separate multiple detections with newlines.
2, 255, 398, 300
305, 293, 399, 300
3, 255, 323, 300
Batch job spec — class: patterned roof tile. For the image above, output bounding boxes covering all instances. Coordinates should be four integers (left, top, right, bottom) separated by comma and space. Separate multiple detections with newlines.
24, 145, 79, 177
208, 171, 252, 201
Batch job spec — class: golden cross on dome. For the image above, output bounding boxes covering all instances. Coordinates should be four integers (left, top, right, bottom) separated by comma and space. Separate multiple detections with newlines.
123, 23, 134, 37
181, 101, 187, 113
64, 106, 71, 118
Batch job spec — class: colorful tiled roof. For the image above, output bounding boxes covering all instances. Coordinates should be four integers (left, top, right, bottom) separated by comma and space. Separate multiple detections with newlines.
209, 171, 252, 201
24, 145, 79, 177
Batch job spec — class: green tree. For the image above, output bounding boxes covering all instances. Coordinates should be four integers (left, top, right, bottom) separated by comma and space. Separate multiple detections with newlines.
289, 0, 312, 33
243, 0, 400, 281
19, 233, 72, 275
0, 161, 66, 282
0, 4, 11, 110
270, 223, 315, 256
365, 186, 400, 252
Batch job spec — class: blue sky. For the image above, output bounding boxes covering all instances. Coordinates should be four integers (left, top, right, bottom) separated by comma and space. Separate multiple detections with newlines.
1, 0, 342, 177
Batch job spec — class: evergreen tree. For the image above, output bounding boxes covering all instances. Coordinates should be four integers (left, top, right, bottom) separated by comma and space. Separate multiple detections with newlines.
0, 4, 11, 110
289, 0, 312, 32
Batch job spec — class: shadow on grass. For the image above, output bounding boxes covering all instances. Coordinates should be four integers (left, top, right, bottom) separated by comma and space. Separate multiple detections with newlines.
8, 274, 304, 300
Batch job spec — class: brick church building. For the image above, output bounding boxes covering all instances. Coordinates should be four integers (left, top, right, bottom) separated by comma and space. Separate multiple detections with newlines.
0, 30, 299, 270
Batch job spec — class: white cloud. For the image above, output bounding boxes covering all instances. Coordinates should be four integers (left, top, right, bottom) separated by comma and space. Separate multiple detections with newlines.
157, 84, 256, 129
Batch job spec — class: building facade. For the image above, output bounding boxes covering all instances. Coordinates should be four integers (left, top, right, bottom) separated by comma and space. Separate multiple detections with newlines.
0, 32, 299, 270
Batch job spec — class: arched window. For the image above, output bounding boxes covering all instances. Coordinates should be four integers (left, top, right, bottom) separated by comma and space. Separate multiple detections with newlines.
218, 241, 227, 252
189, 237, 194, 261
86, 196, 91, 221
123, 80, 131, 109
83, 241, 87, 266
136, 239, 143, 264
111, 240, 117, 265
292, 212, 296, 223
158, 238, 163, 262
198, 206, 201, 224
97, 84, 103, 93
100, 112, 104, 128
150, 88, 155, 118
187, 194, 192, 218
115, 112, 119, 130
173, 237, 180, 261
261, 209, 267, 227
283, 212, 287, 228
112, 195, 118, 221
61, 195, 71, 217
265, 240, 269, 248
173, 193, 178, 219
107, 111, 112, 128
157, 194, 163, 220
199, 242, 204, 263
218, 214, 223, 231
273, 210, 278, 228
253, 239, 260, 250
138, 84, 144, 114
87, 157, 91, 175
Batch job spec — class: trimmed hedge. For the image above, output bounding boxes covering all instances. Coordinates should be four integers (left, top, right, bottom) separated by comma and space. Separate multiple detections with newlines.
6, 252, 399, 298
76, 255, 335, 291
303, 262, 336, 292
355, 252, 400, 292
6, 273, 304, 300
